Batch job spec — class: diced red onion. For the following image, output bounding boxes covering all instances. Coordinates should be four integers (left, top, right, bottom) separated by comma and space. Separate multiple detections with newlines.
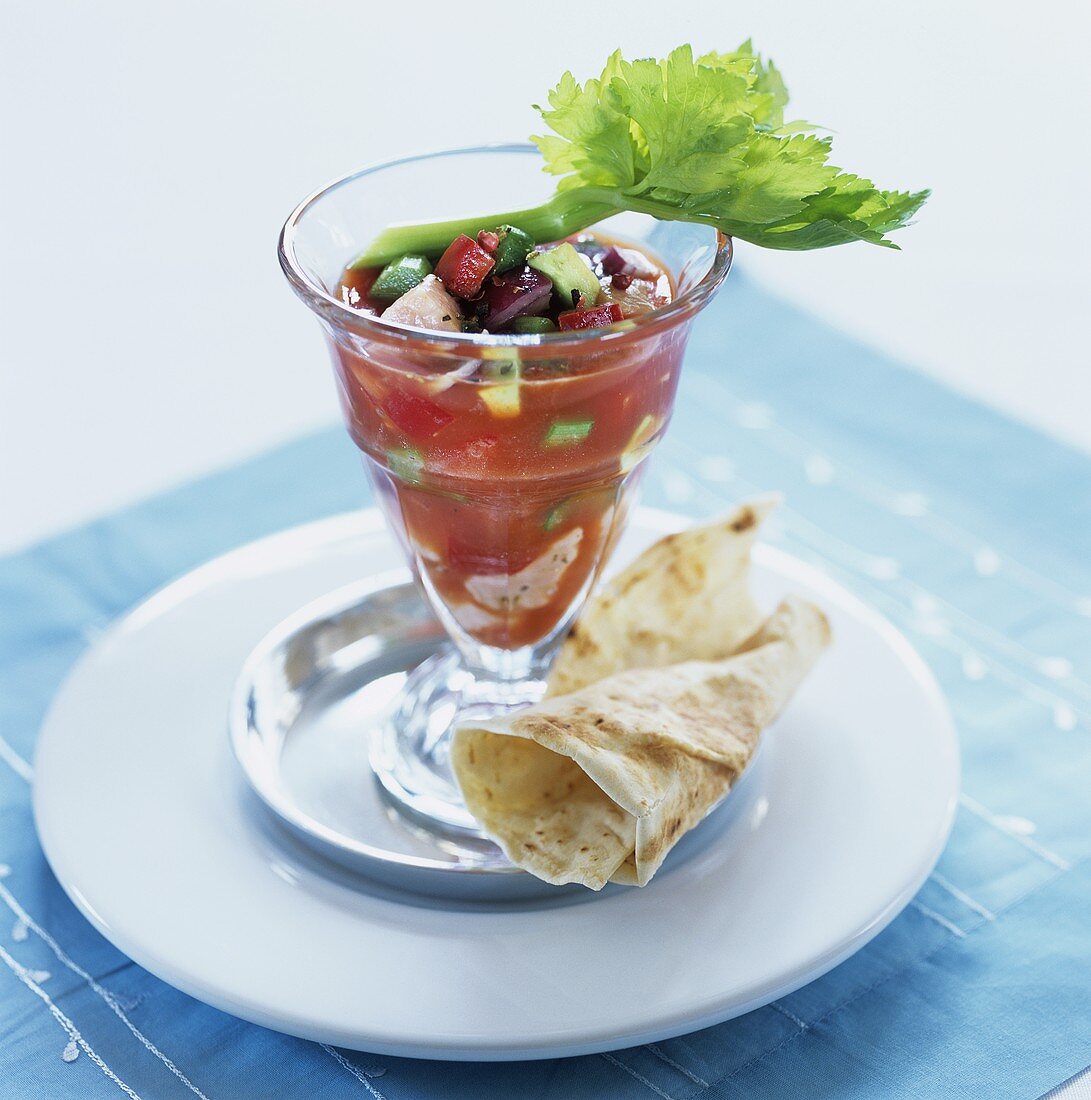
481, 268, 553, 329
600, 247, 630, 276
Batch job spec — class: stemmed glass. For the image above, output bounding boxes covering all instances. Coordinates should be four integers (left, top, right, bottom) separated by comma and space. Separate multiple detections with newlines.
279, 145, 731, 839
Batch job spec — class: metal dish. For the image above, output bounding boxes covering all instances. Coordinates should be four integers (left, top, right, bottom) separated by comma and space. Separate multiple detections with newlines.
230, 572, 764, 901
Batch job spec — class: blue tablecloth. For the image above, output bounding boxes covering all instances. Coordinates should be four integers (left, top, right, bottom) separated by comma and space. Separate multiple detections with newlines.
2, 273, 1089, 1098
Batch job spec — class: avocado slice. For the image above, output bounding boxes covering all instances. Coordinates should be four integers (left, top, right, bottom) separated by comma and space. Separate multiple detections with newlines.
479, 348, 522, 418
527, 243, 601, 310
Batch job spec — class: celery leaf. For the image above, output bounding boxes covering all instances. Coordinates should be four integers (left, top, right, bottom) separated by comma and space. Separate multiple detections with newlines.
532, 43, 927, 250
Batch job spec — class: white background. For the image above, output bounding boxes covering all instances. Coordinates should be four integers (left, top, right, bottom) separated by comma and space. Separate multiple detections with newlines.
2, 1, 1089, 553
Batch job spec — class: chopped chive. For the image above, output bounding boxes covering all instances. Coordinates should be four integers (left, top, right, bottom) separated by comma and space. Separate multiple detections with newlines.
544, 417, 594, 446
543, 500, 570, 531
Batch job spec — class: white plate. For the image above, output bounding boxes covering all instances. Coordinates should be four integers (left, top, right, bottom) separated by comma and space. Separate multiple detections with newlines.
33, 507, 959, 1061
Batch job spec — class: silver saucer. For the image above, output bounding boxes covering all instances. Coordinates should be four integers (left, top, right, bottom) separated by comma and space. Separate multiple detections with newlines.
230, 573, 764, 901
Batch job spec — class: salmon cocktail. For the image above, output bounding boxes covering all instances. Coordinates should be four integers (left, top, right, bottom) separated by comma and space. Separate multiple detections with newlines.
281, 149, 731, 832
333, 231, 687, 652
278, 44, 925, 834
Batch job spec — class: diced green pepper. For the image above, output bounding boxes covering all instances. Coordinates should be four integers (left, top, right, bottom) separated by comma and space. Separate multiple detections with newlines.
527, 243, 601, 310
491, 225, 536, 274
544, 417, 594, 446
386, 445, 425, 484
509, 316, 557, 335
368, 255, 433, 301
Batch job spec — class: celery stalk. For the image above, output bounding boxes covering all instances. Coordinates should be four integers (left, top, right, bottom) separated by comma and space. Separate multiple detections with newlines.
353, 188, 622, 268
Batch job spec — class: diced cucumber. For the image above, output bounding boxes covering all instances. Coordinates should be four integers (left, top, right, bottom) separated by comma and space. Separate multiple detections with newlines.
386, 445, 425, 484
509, 316, 557, 334
527, 243, 601, 310
491, 225, 536, 274
544, 417, 594, 446
369, 255, 433, 302
479, 348, 522, 418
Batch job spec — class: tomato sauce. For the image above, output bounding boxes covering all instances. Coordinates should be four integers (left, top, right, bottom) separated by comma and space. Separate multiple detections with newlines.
330, 235, 683, 650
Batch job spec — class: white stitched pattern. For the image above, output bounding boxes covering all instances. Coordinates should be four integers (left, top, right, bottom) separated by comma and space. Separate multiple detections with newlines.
929, 873, 997, 921
320, 1044, 388, 1099
0, 733, 33, 782
909, 901, 967, 938
770, 1001, 809, 1030
691, 372, 1091, 614
600, 1052, 679, 1100
0, 878, 211, 1100
959, 796, 1072, 870
0, 940, 141, 1099
646, 1043, 711, 1088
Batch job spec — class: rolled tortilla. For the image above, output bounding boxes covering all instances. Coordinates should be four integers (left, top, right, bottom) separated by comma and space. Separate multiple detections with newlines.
546, 496, 779, 697
452, 597, 831, 888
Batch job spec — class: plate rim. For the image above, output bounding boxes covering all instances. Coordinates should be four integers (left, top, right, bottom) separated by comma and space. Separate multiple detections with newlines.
33, 506, 961, 1060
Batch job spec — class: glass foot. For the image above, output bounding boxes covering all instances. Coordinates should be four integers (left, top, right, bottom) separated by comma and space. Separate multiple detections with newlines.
370, 649, 546, 836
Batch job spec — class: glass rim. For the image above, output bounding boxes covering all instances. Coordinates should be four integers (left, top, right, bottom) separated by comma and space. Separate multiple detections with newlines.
278, 142, 733, 352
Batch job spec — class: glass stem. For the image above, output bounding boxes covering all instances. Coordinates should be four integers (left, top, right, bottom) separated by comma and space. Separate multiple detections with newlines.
456, 638, 547, 687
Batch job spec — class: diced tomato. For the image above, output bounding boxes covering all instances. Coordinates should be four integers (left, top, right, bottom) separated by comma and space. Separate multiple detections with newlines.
435, 234, 496, 299
557, 302, 625, 331
446, 536, 535, 575
380, 389, 454, 438
476, 230, 500, 253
